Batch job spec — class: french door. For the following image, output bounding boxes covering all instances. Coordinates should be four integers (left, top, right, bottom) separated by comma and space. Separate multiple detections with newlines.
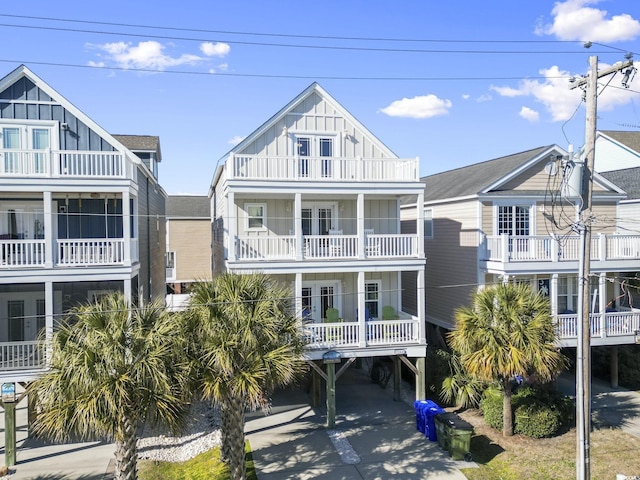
295, 135, 335, 178
301, 204, 337, 236
301, 282, 340, 322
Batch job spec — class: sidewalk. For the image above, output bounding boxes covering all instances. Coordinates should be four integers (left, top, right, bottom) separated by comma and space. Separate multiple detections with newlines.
245, 365, 471, 480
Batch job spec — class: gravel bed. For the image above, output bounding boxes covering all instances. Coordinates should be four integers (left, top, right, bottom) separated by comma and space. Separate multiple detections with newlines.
137, 400, 222, 462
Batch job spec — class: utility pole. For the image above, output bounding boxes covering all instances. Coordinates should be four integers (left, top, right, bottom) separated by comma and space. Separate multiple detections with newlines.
569, 54, 634, 480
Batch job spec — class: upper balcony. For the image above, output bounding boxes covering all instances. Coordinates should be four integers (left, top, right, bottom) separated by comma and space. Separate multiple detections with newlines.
0, 149, 136, 180
226, 154, 419, 183
482, 233, 640, 273
556, 308, 640, 347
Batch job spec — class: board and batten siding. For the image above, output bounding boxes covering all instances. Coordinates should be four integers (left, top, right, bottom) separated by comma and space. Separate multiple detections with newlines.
236, 92, 391, 160
136, 167, 167, 302
425, 199, 480, 328
595, 136, 640, 172
0, 75, 117, 152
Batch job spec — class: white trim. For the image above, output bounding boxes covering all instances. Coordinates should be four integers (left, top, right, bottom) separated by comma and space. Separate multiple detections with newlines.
244, 202, 267, 231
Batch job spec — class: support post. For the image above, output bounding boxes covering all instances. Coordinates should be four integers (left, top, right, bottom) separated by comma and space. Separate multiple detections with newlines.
4, 402, 16, 467
326, 363, 336, 428
392, 356, 401, 402
415, 357, 426, 401
610, 345, 619, 389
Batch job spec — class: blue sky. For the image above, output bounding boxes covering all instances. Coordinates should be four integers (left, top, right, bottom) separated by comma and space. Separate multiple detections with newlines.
1, 0, 640, 194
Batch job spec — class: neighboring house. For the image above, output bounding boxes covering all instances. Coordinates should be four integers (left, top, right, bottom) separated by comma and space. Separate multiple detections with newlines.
402, 145, 640, 360
165, 195, 211, 310
0, 65, 167, 382
210, 83, 427, 398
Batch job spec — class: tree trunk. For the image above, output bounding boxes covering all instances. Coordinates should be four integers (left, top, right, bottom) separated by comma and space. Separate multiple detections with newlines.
502, 380, 514, 437
220, 400, 232, 464
225, 395, 247, 480
114, 413, 139, 480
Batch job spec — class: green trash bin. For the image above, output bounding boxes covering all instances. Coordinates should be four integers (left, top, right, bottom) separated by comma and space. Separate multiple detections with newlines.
434, 413, 451, 451
446, 415, 473, 461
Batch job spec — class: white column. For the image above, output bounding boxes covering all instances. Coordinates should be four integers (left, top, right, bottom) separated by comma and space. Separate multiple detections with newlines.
358, 271, 366, 347
43, 191, 53, 268
123, 189, 131, 264
599, 272, 607, 338
417, 268, 426, 344
295, 193, 302, 261
45, 280, 53, 366
124, 276, 132, 305
550, 273, 559, 316
416, 192, 424, 257
295, 273, 302, 320
228, 191, 236, 262
357, 194, 365, 259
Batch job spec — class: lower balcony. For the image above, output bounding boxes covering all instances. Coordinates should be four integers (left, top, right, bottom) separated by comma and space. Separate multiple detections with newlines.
556, 309, 640, 347
0, 341, 46, 372
303, 317, 421, 350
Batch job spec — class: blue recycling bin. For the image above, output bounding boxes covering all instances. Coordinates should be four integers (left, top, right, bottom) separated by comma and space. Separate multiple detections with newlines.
414, 400, 445, 441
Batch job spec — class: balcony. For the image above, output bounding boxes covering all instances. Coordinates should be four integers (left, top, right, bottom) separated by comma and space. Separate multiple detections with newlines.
227, 154, 419, 182
556, 309, 640, 347
0, 149, 134, 179
303, 318, 421, 350
0, 238, 138, 268
483, 234, 640, 264
234, 233, 420, 261
0, 341, 46, 372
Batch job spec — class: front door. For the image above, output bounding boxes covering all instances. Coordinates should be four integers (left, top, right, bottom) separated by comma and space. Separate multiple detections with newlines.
301, 282, 340, 322
295, 135, 336, 179
2, 292, 46, 342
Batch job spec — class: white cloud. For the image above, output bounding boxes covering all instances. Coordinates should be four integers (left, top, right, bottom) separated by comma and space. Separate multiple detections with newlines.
536, 0, 640, 41
379, 94, 452, 119
519, 106, 540, 122
200, 42, 231, 57
87, 41, 202, 70
228, 135, 246, 145
87, 61, 105, 68
476, 94, 493, 103
461, 94, 471, 100
490, 85, 524, 97
491, 63, 639, 122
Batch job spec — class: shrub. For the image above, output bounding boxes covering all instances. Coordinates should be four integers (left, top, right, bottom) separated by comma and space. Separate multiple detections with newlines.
479, 385, 573, 437
514, 403, 561, 438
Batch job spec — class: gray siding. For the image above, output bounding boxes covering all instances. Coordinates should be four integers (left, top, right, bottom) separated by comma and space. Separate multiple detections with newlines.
137, 166, 167, 302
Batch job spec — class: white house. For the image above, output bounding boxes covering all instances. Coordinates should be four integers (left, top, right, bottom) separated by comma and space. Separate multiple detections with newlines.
210, 83, 428, 403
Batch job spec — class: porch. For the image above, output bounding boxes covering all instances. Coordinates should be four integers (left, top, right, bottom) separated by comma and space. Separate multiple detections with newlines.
483, 234, 640, 263
303, 316, 421, 350
227, 154, 419, 182
556, 309, 640, 347
0, 341, 45, 372
0, 238, 139, 267
0, 149, 135, 180
235, 233, 420, 261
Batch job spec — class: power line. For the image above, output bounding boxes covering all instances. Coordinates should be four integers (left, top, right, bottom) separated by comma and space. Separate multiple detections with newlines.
0, 59, 568, 81
0, 22, 611, 55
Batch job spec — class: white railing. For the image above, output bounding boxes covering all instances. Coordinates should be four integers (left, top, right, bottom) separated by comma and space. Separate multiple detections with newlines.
57, 239, 125, 266
0, 239, 45, 266
228, 154, 419, 182
484, 234, 640, 262
0, 341, 45, 371
304, 235, 358, 259
303, 318, 420, 349
0, 149, 129, 178
556, 311, 640, 339
237, 236, 296, 260
235, 233, 419, 260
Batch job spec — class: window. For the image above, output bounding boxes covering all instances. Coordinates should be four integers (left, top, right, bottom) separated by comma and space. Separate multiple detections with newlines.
498, 205, 530, 236
246, 203, 266, 230
558, 275, 578, 313
166, 251, 176, 269
365, 281, 381, 320
2, 125, 51, 174
424, 208, 433, 238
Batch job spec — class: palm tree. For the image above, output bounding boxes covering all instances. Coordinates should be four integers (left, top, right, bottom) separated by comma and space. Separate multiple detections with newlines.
448, 283, 567, 436
28, 293, 191, 480
187, 273, 306, 480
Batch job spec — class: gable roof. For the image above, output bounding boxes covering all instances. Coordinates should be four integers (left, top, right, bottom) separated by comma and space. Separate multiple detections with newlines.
600, 167, 640, 200
421, 146, 558, 202
166, 195, 210, 218
217, 82, 397, 163
600, 130, 640, 154
113, 135, 162, 161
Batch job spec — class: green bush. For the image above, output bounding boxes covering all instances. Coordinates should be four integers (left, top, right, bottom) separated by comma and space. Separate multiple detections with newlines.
479, 385, 573, 437
514, 403, 561, 438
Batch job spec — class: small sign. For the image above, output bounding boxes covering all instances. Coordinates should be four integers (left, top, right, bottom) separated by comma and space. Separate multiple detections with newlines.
2, 383, 15, 403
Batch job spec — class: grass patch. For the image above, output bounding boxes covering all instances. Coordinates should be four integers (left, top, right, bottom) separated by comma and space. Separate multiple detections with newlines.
458, 409, 640, 479
139, 444, 256, 480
